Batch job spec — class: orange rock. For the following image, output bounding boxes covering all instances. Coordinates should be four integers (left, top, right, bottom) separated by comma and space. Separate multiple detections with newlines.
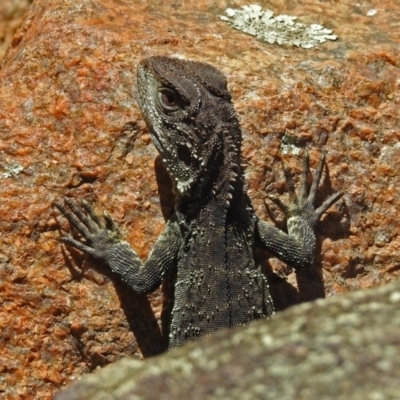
0, 0, 400, 398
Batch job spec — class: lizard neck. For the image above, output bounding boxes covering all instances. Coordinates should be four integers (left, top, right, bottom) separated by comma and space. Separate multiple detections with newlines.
175, 126, 247, 225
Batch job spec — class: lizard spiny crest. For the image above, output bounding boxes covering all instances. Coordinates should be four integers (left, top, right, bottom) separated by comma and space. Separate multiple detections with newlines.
137, 56, 242, 203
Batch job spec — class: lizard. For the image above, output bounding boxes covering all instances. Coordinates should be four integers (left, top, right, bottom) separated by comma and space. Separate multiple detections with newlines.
54, 56, 342, 349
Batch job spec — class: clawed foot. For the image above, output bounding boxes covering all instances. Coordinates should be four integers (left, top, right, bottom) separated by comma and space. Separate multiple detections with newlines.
268, 152, 343, 228
53, 198, 121, 260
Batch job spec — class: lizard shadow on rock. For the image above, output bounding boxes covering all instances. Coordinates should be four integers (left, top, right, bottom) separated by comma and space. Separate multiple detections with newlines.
154, 155, 176, 344
263, 161, 349, 311
104, 155, 177, 357
113, 279, 167, 357
261, 214, 344, 312
154, 155, 176, 221
58, 236, 167, 359
55, 156, 178, 360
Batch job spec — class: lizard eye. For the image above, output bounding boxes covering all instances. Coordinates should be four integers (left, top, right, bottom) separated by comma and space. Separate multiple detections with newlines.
158, 88, 181, 110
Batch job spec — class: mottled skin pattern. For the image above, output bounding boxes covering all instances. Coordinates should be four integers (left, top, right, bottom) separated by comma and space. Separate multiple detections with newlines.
55, 57, 342, 348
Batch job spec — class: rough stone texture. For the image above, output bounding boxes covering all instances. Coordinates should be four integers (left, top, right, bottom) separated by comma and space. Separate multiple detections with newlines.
0, 0, 32, 61
0, 0, 399, 398
56, 279, 400, 399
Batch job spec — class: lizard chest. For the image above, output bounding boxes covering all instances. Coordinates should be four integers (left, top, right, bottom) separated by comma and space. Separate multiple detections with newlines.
168, 219, 273, 347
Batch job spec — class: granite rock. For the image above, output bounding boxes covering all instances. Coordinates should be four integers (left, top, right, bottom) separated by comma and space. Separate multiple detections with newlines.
0, 0, 399, 398
0, 0, 32, 61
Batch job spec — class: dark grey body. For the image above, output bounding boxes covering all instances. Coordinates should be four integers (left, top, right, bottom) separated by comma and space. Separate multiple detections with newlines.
55, 57, 341, 348
168, 192, 272, 345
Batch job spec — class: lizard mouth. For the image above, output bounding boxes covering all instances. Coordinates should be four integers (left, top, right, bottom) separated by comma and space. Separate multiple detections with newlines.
148, 129, 164, 153
148, 131, 201, 196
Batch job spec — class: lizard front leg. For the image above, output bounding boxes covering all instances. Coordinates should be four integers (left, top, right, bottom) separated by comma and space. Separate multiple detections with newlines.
256, 152, 342, 269
54, 198, 182, 293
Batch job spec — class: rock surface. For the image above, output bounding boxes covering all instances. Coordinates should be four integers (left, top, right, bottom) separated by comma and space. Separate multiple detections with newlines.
0, 0, 32, 61
0, 0, 399, 398
56, 279, 400, 399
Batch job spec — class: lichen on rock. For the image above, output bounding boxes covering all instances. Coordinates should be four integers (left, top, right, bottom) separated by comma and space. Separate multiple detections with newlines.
220, 4, 337, 48
1, 163, 23, 178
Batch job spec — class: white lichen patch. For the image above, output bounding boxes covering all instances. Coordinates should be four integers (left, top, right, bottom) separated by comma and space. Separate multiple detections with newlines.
281, 143, 302, 156
367, 9, 378, 17
1, 163, 23, 178
220, 5, 337, 49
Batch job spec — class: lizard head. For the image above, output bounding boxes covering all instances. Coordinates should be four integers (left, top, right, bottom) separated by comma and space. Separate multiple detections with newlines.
136, 56, 241, 198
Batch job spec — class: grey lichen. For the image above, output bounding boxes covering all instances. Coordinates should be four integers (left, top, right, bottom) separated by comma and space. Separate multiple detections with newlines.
1, 163, 23, 178
281, 143, 302, 156
220, 5, 337, 49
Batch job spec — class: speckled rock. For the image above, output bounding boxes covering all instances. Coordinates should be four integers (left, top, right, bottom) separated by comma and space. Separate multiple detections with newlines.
0, 0, 32, 61
56, 279, 400, 399
0, 0, 399, 398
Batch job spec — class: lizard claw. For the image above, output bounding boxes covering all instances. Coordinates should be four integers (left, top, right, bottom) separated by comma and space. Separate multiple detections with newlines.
270, 152, 342, 228
53, 198, 121, 260
266, 194, 289, 215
